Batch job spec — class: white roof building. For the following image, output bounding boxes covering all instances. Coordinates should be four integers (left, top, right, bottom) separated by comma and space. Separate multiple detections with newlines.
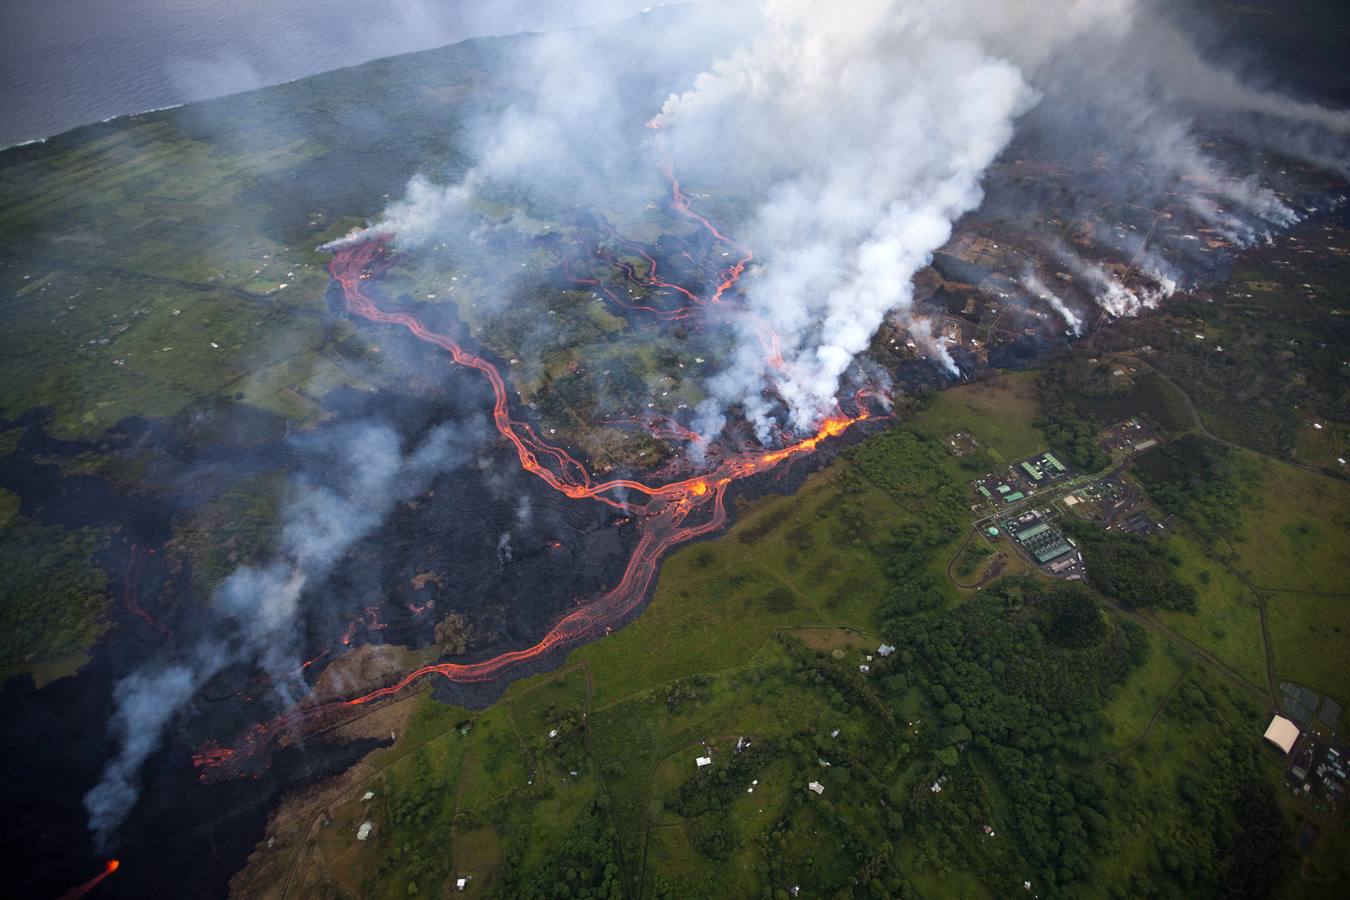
808, 781, 825, 795
1264, 715, 1300, 754
696, 756, 713, 767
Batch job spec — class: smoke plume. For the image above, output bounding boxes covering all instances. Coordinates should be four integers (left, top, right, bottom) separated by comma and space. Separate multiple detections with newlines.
339, 0, 1347, 440
1021, 272, 1083, 336
85, 419, 481, 845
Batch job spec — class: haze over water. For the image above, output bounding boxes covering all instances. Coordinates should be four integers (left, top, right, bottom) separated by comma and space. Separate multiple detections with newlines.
0, 0, 653, 147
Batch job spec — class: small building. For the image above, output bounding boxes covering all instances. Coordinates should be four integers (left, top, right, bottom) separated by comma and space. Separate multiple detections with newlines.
1264, 715, 1300, 754
696, 756, 713, 768
877, 643, 896, 657
357, 821, 373, 841
808, 781, 825, 795
987, 526, 1000, 537
456, 875, 471, 891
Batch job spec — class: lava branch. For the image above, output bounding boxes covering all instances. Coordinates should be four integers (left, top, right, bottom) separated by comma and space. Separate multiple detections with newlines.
57, 859, 120, 900
195, 166, 872, 781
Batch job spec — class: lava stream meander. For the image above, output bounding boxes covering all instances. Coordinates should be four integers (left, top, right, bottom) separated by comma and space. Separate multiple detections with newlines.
193, 163, 873, 779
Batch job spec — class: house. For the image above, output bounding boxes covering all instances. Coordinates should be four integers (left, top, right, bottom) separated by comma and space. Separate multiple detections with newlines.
696, 756, 713, 768
1264, 715, 1300, 754
877, 643, 896, 657
808, 781, 825, 795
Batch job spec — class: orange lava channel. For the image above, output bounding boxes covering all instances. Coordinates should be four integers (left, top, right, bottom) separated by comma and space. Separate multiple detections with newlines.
193, 163, 869, 778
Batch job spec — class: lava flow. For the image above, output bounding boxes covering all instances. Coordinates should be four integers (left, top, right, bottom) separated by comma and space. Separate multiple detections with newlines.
57, 859, 120, 900
194, 162, 871, 780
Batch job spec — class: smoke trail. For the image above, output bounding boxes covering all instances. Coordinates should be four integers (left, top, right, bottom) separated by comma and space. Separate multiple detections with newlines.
1021, 272, 1083, 336
907, 317, 960, 378
85, 420, 481, 845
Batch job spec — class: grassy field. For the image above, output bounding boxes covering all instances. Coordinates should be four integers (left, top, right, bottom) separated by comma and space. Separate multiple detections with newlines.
1151, 530, 1270, 692
234, 378, 1338, 897
0, 519, 109, 683
1266, 592, 1350, 704
911, 371, 1045, 463
1098, 630, 1191, 753
1225, 452, 1350, 594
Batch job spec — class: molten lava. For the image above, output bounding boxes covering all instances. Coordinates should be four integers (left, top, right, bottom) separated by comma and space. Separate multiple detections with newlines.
194, 157, 873, 780
58, 859, 119, 900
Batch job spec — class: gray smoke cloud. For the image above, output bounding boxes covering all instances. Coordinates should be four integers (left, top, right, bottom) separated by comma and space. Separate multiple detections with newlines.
335, 0, 1347, 443
85, 419, 482, 845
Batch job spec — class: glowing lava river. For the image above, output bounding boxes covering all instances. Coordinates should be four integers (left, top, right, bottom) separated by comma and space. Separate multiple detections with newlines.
194, 171, 873, 779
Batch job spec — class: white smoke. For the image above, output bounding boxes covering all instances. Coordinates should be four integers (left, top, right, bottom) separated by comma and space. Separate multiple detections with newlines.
85, 420, 481, 846
1079, 261, 1173, 319
1021, 272, 1083, 335
83, 665, 202, 841
907, 316, 960, 378
658, 0, 1080, 436
337, 0, 1347, 441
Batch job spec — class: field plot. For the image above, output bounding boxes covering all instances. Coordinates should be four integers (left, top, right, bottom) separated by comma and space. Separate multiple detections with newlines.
912, 371, 1045, 463
1228, 453, 1350, 595
1151, 531, 1269, 693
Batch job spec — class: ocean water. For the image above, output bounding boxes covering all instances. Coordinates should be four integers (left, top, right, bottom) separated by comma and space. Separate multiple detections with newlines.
0, 0, 652, 148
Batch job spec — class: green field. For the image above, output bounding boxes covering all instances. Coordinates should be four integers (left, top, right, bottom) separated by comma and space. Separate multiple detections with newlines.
1151, 530, 1269, 693
238, 385, 1331, 898
912, 371, 1046, 463
1266, 592, 1350, 705
1227, 452, 1350, 594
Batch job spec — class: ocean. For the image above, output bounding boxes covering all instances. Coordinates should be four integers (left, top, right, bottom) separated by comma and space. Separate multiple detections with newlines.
0, 0, 653, 148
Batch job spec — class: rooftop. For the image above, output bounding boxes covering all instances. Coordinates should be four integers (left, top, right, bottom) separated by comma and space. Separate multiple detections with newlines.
1264, 715, 1300, 754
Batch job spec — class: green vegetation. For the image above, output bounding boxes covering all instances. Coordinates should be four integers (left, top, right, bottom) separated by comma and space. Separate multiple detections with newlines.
1133, 435, 1243, 544
953, 535, 995, 580
1149, 531, 1268, 693
911, 372, 1046, 463
269, 387, 1324, 897
1109, 241, 1348, 460
169, 474, 282, 592
1068, 523, 1198, 613
0, 486, 19, 528
1266, 592, 1350, 706
1225, 451, 1350, 594
0, 519, 108, 681
1036, 358, 1193, 471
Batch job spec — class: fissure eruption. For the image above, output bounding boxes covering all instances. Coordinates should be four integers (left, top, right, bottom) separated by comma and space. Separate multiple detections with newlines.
193, 160, 873, 780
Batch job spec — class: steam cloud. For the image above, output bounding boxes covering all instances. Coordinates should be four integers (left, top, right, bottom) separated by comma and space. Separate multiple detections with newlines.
347, 0, 1346, 442
85, 420, 481, 844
